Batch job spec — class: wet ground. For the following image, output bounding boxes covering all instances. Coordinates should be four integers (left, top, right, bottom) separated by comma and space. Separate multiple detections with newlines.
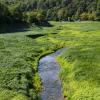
38, 48, 65, 100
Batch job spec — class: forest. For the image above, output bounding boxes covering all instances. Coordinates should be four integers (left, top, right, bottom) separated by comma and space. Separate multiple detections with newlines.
0, 0, 100, 25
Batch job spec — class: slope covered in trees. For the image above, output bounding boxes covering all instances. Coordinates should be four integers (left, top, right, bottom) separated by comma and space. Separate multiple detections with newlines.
0, 0, 100, 25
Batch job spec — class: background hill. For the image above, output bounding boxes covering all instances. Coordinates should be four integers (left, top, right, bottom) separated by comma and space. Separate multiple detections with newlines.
0, 0, 100, 25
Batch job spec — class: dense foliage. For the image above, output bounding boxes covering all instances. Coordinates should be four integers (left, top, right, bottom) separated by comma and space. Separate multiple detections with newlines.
0, 0, 100, 25
0, 1, 46, 24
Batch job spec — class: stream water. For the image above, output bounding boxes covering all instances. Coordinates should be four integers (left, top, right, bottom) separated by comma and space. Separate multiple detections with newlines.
38, 48, 65, 100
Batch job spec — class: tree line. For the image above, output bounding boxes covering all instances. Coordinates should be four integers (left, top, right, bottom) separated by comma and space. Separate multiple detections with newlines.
0, 0, 100, 25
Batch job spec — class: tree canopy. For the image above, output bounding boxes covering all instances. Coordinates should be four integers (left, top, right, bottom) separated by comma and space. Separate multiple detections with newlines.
0, 0, 100, 24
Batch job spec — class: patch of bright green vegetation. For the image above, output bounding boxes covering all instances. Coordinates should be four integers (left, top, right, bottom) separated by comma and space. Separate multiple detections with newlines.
56, 21, 100, 100
0, 21, 100, 100
0, 28, 64, 99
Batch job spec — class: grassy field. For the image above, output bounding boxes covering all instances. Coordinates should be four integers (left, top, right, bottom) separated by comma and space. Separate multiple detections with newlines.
0, 21, 100, 100
0, 26, 63, 100
56, 22, 100, 100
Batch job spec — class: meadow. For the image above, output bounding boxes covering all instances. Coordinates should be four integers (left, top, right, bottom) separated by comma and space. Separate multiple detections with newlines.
0, 21, 100, 100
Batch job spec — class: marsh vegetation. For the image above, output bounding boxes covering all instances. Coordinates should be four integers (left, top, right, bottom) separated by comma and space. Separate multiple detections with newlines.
0, 21, 100, 100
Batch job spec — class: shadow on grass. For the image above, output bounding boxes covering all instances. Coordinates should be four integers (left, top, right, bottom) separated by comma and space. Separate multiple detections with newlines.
27, 34, 45, 39
51, 32, 58, 34
0, 22, 30, 34
0, 21, 53, 34
36, 21, 53, 27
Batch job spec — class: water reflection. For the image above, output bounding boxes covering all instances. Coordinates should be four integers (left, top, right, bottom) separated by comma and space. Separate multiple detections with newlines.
38, 48, 65, 100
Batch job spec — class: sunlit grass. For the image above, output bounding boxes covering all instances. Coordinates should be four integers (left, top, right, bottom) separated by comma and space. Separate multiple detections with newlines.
56, 21, 100, 100
0, 21, 100, 100
0, 29, 62, 99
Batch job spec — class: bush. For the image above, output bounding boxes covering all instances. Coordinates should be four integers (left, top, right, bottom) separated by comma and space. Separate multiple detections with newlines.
88, 12, 96, 21
23, 11, 37, 24
95, 12, 100, 21
80, 13, 89, 21
23, 10, 45, 24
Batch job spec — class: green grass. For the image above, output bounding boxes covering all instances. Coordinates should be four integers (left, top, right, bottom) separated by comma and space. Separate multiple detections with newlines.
56, 21, 100, 100
0, 27, 63, 99
0, 21, 100, 100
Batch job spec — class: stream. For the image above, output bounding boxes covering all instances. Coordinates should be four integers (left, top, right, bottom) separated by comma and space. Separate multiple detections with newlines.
38, 48, 65, 100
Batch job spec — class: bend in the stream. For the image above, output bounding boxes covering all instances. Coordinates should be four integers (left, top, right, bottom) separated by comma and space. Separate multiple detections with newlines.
38, 48, 65, 100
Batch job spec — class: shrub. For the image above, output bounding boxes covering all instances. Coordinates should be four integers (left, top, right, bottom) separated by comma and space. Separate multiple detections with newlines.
80, 13, 89, 21
88, 12, 96, 21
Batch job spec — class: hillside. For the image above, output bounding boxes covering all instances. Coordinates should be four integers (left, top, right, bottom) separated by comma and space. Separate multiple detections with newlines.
0, 0, 100, 25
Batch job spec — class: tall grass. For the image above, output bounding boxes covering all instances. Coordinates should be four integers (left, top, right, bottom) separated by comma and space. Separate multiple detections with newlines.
0, 21, 100, 100
0, 28, 63, 99
56, 21, 100, 100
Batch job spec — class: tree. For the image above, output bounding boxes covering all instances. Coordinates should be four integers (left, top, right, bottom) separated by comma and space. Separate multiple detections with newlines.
23, 11, 37, 24
0, 2, 10, 23
23, 10, 45, 24
8, 3, 23, 22
75, 9, 81, 20
57, 8, 67, 21
80, 12, 89, 20
0, 0, 99, 24
96, 0, 100, 21
36, 12, 45, 22
37, 0, 45, 9
88, 12, 96, 21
